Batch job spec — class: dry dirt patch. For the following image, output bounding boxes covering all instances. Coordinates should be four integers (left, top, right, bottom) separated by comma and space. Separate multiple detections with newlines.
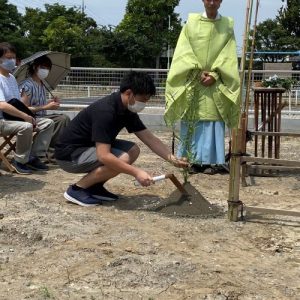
0, 130, 300, 299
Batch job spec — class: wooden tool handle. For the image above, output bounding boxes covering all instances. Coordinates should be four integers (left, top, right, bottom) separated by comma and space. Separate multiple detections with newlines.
166, 174, 188, 194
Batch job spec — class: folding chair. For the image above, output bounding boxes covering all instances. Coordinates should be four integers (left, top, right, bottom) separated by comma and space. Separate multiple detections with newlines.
0, 133, 17, 172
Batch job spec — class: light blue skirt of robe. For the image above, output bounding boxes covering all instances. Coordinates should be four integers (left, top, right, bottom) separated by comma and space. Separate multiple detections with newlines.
177, 121, 225, 165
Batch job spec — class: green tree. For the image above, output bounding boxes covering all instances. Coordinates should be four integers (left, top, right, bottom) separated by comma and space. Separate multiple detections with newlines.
75, 26, 118, 67
115, 0, 182, 68
249, 19, 288, 62
277, 0, 300, 48
22, 3, 100, 64
86, 25, 129, 67
0, 0, 26, 57
42, 16, 83, 53
22, 7, 48, 53
249, 0, 299, 63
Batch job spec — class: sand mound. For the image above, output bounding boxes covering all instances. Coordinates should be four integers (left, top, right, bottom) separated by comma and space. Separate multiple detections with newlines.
104, 182, 223, 218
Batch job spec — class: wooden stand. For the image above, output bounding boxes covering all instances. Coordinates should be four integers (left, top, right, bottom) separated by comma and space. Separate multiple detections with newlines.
228, 88, 300, 221
253, 87, 285, 159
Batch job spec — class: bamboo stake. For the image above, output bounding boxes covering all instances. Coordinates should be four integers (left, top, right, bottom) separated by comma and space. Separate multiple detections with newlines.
228, 0, 254, 221
241, 0, 261, 187
244, 0, 260, 116
239, 0, 253, 119
228, 128, 243, 221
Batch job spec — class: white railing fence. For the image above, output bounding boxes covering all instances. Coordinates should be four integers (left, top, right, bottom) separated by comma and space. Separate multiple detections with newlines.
53, 68, 300, 113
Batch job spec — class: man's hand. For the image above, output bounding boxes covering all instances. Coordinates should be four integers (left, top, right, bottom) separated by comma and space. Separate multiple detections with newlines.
200, 71, 216, 87
23, 114, 35, 125
168, 154, 189, 168
135, 169, 153, 187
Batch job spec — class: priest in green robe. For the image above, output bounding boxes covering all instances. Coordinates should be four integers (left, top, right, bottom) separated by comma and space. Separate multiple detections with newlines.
165, 0, 240, 174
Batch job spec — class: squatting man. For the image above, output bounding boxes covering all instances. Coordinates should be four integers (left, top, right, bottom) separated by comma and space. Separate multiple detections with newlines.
55, 71, 188, 207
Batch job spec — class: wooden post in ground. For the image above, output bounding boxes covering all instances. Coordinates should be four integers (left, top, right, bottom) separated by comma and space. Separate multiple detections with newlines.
228, 128, 243, 221
227, 0, 254, 221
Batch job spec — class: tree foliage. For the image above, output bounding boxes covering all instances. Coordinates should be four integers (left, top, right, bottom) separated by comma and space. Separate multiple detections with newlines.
0, 0, 25, 55
10, 1, 182, 67
1, 0, 299, 68
115, 0, 182, 68
250, 19, 289, 62
252, 0, 300, 62
278, 0, 300, 39
22, 4, 98, 57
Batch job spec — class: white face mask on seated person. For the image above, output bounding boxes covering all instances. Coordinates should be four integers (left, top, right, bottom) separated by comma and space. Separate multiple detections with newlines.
37, 67, 50, 80
0, 57, 16, 73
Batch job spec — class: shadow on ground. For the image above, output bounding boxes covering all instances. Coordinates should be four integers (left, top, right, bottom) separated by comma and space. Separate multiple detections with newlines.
0, 174, 46, 194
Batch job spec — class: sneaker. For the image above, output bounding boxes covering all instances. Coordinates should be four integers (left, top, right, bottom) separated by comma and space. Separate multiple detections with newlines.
26, 157, 49, 171
87, 183, 119, 201
64, 185, 103, 207
11, 160, 32, 175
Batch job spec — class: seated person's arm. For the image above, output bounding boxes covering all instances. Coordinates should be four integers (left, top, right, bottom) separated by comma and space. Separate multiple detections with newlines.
0, 101, 35, 124
20, 90, 59, 113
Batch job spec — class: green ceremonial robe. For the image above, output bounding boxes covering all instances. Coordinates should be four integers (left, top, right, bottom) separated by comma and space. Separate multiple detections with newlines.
164, 13, 240, 128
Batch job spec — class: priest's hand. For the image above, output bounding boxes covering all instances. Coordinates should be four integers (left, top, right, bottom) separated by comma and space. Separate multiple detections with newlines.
200, 72, 216, 87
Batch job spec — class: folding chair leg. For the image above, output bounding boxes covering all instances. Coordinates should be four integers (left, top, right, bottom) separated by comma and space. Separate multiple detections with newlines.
0, 152, 15, 172
0, 134, 16, 173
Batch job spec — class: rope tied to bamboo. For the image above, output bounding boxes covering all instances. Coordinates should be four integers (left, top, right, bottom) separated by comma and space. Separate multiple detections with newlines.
227, 200, 245, 220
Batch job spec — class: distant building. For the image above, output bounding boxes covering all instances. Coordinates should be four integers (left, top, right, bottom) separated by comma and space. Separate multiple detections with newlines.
290, 56, 300, 71
263, 62, 292, 78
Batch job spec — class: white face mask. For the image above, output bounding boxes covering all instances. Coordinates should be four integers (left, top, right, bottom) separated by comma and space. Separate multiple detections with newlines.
128, 100, 146, 113
0, 58, 16, 72
37, 68, 50, 80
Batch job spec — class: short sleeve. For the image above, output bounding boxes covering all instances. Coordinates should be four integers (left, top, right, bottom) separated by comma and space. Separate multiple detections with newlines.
0, 86, 5, 102
19, 80, 33, 97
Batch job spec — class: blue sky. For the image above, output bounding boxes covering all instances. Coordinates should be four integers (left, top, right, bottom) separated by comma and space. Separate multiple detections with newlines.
12, 0, 284, 50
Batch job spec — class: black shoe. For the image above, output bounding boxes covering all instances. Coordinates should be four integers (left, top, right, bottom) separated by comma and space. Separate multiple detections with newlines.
218, 164, 230, 173
87, 183, 119, 201
212, 164, 230, 174
64, 185, 103, 207
203, 166, 218, 175
188, 164, 209, 174
11, 160, 32, 175
26, 157, 49, 171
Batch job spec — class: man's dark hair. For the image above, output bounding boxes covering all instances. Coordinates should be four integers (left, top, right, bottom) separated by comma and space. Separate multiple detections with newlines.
0, 42, 16, 57
120, 71, 156, 96
28, 55, 52, 76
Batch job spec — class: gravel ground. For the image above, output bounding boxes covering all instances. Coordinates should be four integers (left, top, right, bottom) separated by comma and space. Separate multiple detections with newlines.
0, 130, 299, 299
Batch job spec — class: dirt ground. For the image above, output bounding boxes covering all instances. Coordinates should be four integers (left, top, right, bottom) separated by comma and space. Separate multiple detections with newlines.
0, 130, 300, 300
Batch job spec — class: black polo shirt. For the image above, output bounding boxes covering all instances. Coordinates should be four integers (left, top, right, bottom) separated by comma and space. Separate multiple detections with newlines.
55, 92, 146, 161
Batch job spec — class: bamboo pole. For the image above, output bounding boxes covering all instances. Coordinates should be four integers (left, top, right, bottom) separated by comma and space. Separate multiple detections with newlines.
228, 0, 254, 221
241, 0, 261, 184
239, 0, 253, 114
244, 0, 260, 116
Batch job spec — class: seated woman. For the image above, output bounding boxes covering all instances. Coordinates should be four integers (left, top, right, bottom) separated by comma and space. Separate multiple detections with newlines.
19, 55, 70, 158
0, 42, 53, 174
